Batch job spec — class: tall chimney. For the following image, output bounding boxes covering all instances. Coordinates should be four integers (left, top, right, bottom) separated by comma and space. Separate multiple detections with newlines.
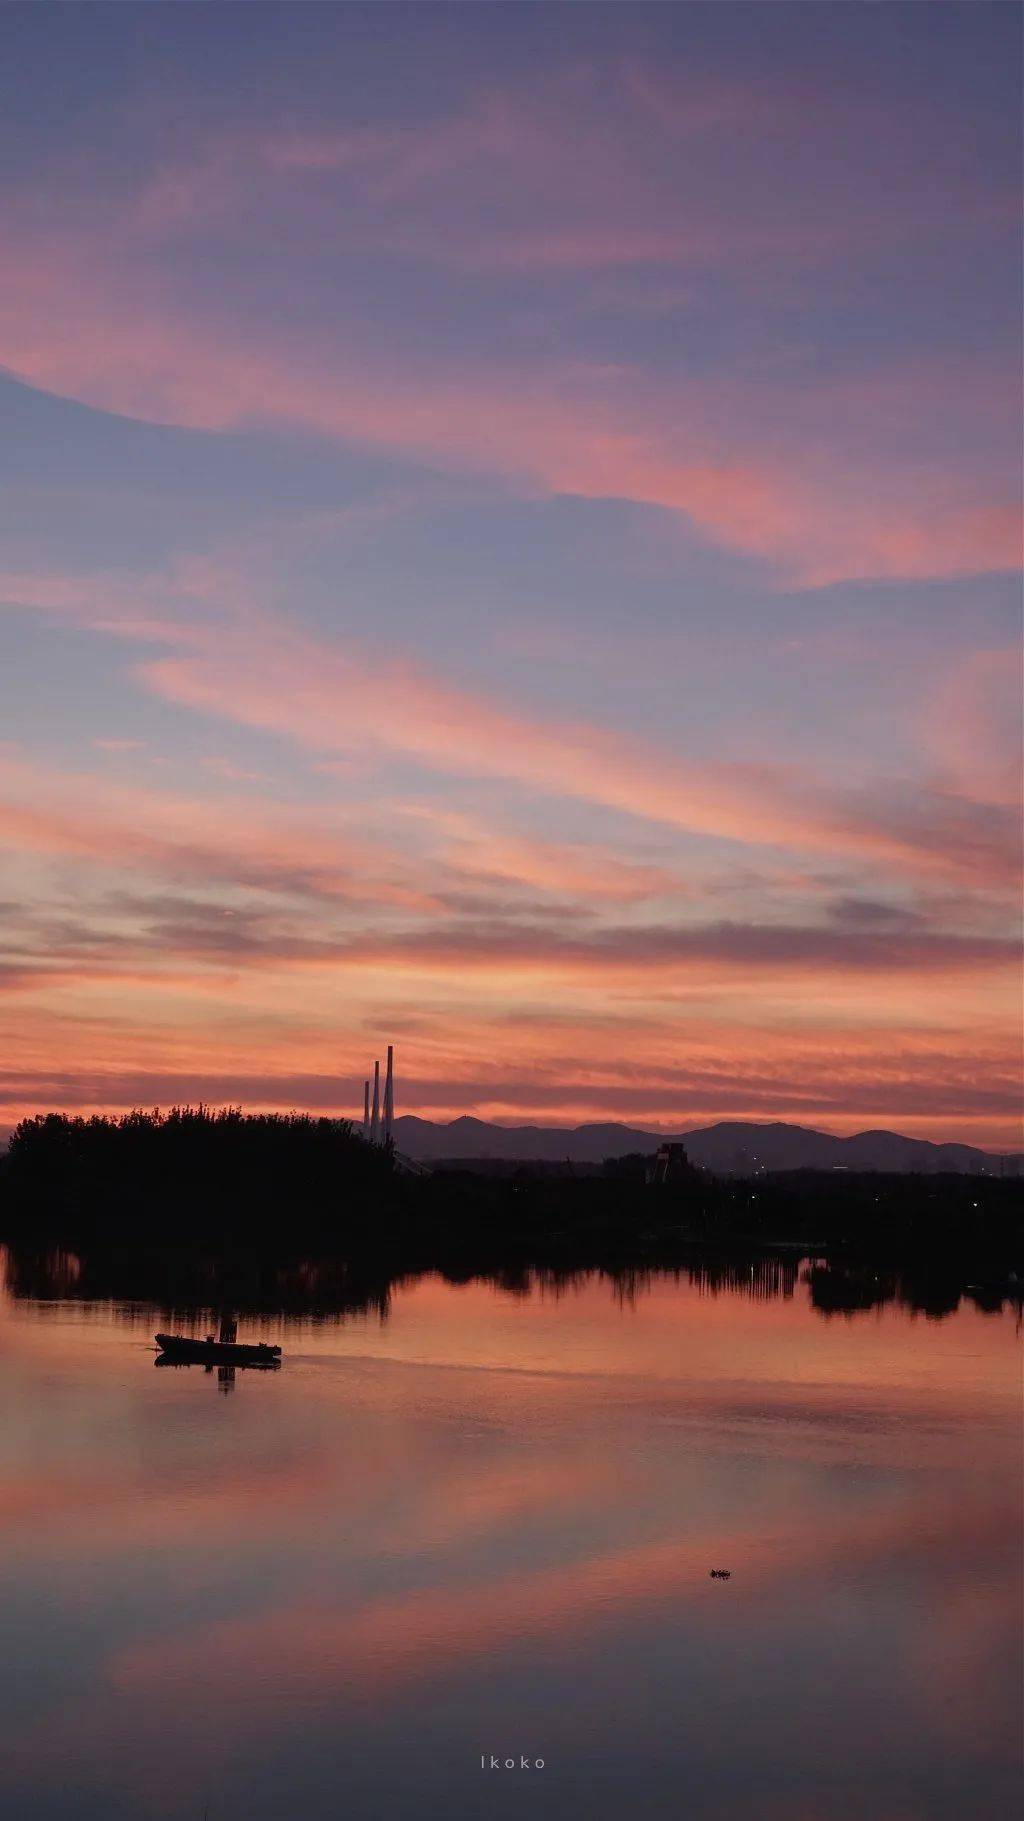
370, 1059, 380, 1144
383, 1044, 394, 1144
363, 1079, 370, 1140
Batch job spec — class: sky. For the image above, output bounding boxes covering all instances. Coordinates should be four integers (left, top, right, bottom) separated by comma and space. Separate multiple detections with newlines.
1, 2, 1021, 1147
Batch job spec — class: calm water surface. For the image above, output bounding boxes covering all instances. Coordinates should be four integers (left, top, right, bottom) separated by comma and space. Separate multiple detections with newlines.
1, 1253, 1020, 1820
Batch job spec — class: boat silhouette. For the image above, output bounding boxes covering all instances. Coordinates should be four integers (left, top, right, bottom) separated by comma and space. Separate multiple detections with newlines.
154, 1332, 282, 1366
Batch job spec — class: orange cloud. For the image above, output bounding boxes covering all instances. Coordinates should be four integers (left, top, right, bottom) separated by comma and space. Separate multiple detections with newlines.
2, 977, 1020, 1144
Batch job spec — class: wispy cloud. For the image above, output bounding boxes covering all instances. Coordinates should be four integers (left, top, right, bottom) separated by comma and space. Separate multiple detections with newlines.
2, 15, 1019, 1145
6, 557, 1021, 891
137, 615, 1021, 887
0, 54, 1018, 585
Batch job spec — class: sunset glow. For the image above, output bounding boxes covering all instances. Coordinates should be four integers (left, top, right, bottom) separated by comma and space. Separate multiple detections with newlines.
2, 4, 1021, 1145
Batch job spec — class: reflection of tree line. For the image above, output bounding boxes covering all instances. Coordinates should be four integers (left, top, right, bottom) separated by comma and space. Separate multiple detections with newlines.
2, 1243, 1017, 1325
606, 1255, 803, 1306
1, 1246, 400, 1327
802, 1262, 1014, 1320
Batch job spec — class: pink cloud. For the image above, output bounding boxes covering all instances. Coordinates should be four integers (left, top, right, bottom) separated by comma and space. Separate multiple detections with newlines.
134, 615, 1021, 886
4, 560, 1020, 888
0, 196, 1017, 587
919, 647, 1024, 806
0, 755, 441, 913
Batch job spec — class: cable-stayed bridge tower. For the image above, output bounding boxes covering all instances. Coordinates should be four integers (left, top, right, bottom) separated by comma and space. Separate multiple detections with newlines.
363, 1046, 394, 1146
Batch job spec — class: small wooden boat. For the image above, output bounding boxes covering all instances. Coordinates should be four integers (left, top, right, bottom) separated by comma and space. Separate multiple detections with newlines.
155, 1332, 282, 1366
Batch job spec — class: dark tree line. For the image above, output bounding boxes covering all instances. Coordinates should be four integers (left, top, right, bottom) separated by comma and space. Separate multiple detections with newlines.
1, 1107, 398, 1236
0, 1110, 1019, 1282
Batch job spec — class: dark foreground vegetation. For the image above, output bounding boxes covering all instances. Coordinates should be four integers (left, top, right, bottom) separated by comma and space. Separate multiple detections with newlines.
2, 1110, 1019, 1303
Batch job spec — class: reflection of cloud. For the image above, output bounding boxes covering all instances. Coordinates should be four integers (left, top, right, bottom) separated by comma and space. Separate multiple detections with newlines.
905, 1575, 1023, 1755
0, 1428, 610, 1565
110, 1490, 1016, 1703
6, 1473, 1017, 1811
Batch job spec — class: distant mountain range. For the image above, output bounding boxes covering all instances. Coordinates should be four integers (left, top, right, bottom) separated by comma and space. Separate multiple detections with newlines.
394, 1115, 1021, 1175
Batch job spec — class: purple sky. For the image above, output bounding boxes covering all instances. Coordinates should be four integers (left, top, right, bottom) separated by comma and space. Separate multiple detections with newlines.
1, 3, 1021, 1145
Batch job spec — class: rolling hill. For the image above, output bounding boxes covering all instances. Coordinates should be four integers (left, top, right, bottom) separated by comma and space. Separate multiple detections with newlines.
393, 1115, 1019, 1175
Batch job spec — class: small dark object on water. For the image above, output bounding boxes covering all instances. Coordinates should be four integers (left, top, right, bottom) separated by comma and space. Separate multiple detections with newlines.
709, 1569, 732, 1579
155, 1333, 282, 1366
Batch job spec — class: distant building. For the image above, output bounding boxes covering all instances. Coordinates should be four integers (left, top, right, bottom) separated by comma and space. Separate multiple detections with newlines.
646, 1142, 697, 1185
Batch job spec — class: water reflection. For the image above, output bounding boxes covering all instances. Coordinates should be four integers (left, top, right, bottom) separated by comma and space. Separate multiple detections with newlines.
152, 1351, 282, 1393
3, 1241, 1018, 1329
0, 1244, 1019, 1820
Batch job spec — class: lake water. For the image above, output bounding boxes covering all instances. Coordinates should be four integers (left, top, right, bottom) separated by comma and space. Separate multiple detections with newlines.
1, 1251, 1020, 1820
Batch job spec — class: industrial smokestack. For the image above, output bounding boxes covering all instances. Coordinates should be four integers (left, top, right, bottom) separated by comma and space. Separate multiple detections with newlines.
370, 1059, 380, 1144
383, 1044, 394, 1144
363, 1079, 370, 1141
